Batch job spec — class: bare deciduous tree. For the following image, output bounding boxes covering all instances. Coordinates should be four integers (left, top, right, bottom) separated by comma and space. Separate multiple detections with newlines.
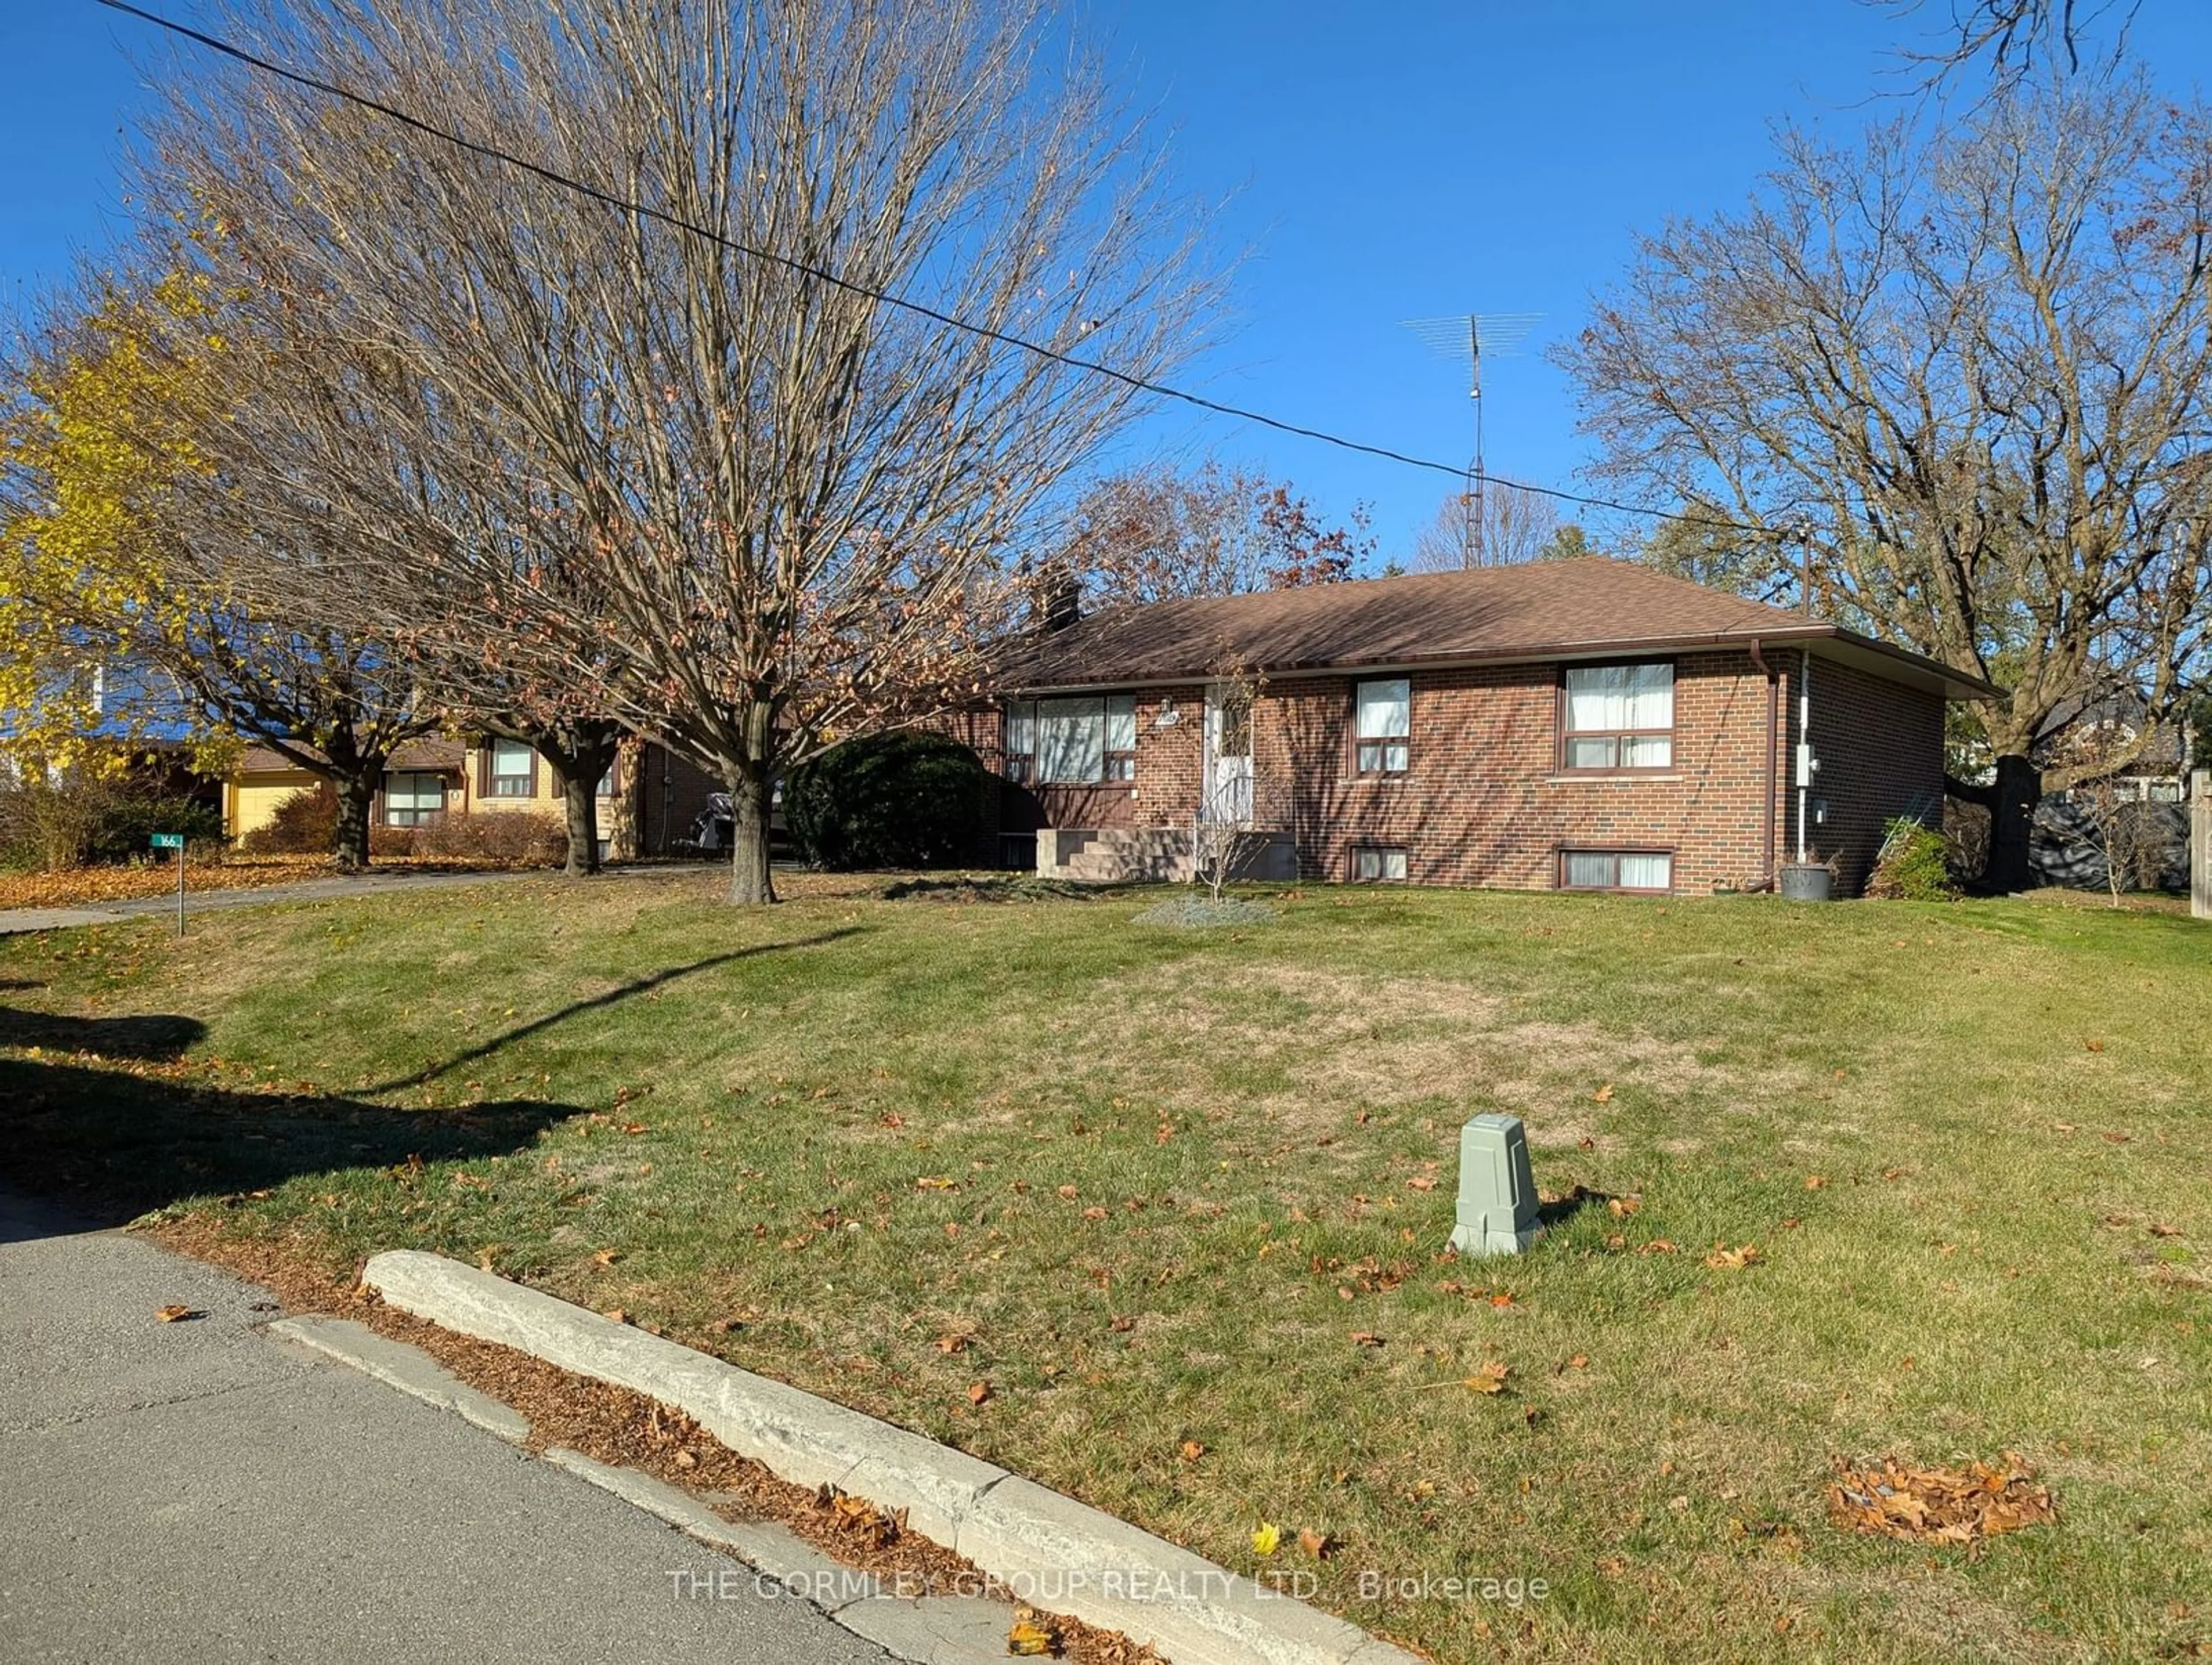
1409, 481, 1564, 572
1558, 78, 2212, 890
157, 0, 1219, 903
1871, 0, 2141, 92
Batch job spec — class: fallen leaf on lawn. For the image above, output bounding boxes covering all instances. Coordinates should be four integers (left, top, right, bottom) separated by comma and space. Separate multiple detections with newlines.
1704, 1243, 1762, 1270
1251, 1522, 1282, 1557
603, 1308, 630, 1325
1109, 1314, 1134, 1333
1180, 1439, 1206, 1463
915, 1175, 959, 1191
1081, 1206, 1108, 1221
1592, 1083, 1615, 1103
2103, 1131, 2131, 1144
2149, 1223, 2183, 1238
619, 1122, 647, 1135
2084, 1038, 2105, 1053
1006, 1614, 1059, 1656
1827, 1452, 2056, 1546
1804, 1175, 1828, 1190
155, 1304, 199, 1323
673, 1450, 697, 1469
1465, 1361, 1510, 1393
1608, 1195, 1641, 1219
935, 1334, 969, 1354
1488, 1292, 1516, 1309
591, 1247, 620, 1266
1567, 1353, 1589, 1370
1577, 1136, 1596, 1150
967, 1380, 993, 1405
1350, 1330, 1385, 1348
1638, 1239, 1678, 1255
1056, 1184, 1079, 1200
1297, 1527, 1334, 1559
1406, 1175, 1437, 1192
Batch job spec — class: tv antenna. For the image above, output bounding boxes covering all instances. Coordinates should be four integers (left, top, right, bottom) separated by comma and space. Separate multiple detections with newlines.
1399, 312, 1543, 566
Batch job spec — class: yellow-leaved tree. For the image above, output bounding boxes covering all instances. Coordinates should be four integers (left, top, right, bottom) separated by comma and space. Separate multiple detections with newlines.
2, 268, 436, 868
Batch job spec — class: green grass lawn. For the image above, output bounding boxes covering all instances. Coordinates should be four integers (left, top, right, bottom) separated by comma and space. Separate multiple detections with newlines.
5, 872, 2207, 1663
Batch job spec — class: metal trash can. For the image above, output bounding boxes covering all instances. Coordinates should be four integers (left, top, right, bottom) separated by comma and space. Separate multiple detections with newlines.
1779, 862, 1834, 902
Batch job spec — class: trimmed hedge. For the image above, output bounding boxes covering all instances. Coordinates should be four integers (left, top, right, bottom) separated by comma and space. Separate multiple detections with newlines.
785, 731, 990, 871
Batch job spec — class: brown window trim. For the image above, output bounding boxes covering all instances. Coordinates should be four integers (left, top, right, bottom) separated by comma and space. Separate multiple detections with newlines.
1556, 845, 1676, 895
1349, 678, 1411, 778
1348, 842, 1410, 883
1555, 661, 1676, 776
481, 739, 538, 799
381, 769, 449, 828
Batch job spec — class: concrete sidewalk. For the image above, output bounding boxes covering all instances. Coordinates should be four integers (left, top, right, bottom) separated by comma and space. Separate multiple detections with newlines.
0, 1192, 890, 1664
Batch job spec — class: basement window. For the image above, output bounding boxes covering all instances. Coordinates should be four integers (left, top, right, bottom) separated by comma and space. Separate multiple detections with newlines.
1558, 849, 1672, 894
1350, 845, 1408, 883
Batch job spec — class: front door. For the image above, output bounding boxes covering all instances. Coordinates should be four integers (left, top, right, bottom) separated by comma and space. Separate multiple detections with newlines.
1203, 685, 1253, 824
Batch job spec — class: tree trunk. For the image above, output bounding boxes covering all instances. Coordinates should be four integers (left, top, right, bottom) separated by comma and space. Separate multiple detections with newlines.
727, 762, 777, 905
1985, 754, 2042, 894
332, 770, 374, 872
559, 766, 601, 877
523, 723, 622, 878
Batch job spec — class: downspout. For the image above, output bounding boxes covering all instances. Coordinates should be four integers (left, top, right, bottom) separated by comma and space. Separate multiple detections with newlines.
1797, 648, 1813, 865
1748, 639, 1778, 890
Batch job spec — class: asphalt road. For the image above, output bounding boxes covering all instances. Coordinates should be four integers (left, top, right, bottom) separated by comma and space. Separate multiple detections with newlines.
0, 1191, 891, 1665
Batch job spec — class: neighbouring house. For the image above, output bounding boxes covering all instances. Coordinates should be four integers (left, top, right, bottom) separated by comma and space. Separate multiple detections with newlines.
222, 736, 721, 857
2026, 688, 2196, 892
978, 558, 1997, 898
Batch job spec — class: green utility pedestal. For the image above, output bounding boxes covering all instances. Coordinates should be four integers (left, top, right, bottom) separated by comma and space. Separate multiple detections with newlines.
1449, 1113, 1541, 1257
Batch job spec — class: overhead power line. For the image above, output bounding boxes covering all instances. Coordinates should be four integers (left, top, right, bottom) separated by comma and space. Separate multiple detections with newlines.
95, 0, 1774, 540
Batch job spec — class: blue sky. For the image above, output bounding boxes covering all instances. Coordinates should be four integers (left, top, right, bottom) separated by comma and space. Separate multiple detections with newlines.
6, 1, 2206, 565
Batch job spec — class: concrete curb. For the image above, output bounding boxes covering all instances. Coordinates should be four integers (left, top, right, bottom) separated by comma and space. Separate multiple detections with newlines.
363, 1250, 1420, 1665
267, 1315, 531, 1444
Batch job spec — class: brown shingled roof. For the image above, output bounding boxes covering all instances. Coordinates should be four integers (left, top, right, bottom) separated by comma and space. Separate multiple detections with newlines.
1003, 558, 1996, 700
236, 737, 466, 775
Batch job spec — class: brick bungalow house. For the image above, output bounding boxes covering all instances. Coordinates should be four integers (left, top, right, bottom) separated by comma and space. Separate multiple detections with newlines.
222, 736, 719, 857
979, 558, 1994, 897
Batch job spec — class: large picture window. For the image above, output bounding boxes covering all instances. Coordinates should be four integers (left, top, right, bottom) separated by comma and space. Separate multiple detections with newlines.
383, 771, 445, 827
1005, 695, 1136, 785
1562, 663, 1673, 771
1354, 679, 1410, 774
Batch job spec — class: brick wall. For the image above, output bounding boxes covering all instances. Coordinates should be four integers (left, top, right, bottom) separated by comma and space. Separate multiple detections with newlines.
1792, 653, 1946, 895
978, 650, 1941, 895
1226, 652, 1787, 892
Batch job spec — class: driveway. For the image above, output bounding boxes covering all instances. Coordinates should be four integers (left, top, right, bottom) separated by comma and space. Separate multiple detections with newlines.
0, 1192, 889, 1664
